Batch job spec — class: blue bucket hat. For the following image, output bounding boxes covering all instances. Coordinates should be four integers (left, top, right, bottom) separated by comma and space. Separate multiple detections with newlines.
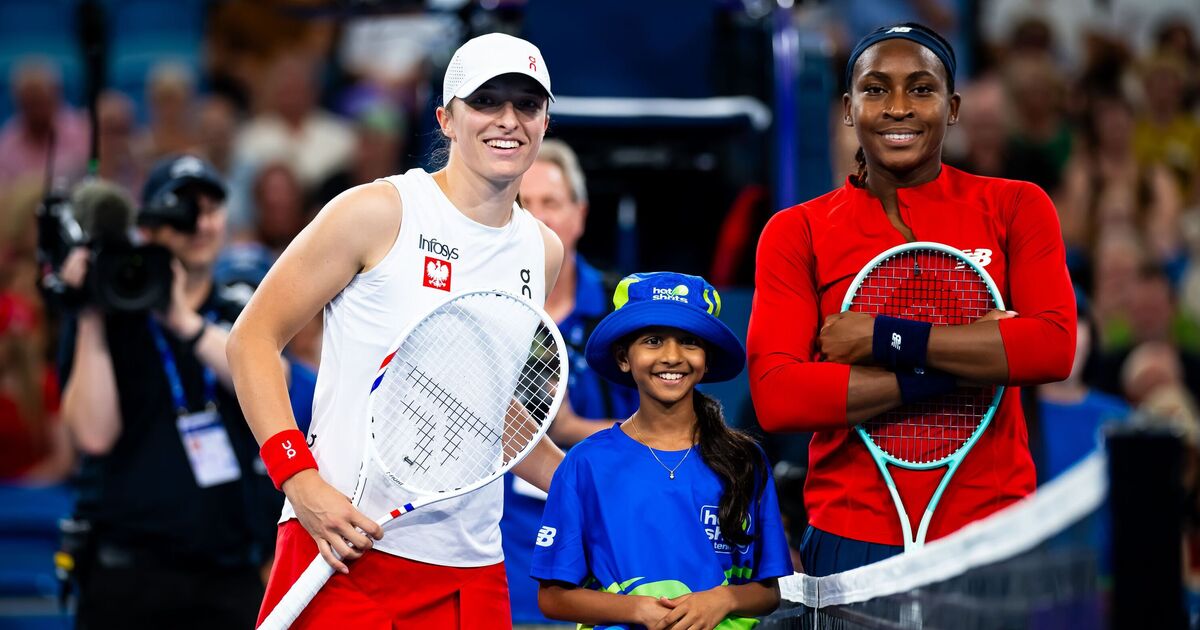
584, 272, 746, 386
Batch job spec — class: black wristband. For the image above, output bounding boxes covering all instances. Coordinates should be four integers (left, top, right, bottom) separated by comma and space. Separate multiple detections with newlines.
895, 367, 957, 405
872, 315, 933, 369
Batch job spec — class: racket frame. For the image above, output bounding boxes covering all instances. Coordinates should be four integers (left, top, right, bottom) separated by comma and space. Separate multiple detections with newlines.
260, 289, 568, 629
841, 241, 1006, 551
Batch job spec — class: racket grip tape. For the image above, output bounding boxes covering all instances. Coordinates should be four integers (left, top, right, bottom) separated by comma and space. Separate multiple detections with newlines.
873, 315, 932, 369
261, 429, 318, 490
257, 554, 337, 629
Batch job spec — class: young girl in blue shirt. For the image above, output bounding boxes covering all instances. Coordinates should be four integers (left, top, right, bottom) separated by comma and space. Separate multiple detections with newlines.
532, 272, 792, 630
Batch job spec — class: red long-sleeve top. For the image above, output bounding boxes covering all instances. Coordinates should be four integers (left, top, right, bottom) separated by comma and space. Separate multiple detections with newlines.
747, 166, 1076, 545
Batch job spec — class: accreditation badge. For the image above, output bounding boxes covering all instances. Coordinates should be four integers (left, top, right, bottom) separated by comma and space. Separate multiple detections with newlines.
177, 408, 242, 488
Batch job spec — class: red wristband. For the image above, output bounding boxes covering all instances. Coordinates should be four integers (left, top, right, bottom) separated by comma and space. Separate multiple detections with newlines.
260, 429, 318, 490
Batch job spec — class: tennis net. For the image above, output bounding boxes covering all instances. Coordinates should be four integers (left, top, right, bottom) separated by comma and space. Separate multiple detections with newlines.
763, 426, 1189, 630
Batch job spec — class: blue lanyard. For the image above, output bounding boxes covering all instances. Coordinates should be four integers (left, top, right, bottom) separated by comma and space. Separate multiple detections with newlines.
148, 315, 216, 415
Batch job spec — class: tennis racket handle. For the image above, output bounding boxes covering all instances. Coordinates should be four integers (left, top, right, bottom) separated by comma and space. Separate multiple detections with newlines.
258, 555, 336, 630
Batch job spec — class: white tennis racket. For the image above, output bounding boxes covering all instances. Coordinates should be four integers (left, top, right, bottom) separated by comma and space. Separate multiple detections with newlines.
259, 289, 568, 629
842, 242, 1006, 551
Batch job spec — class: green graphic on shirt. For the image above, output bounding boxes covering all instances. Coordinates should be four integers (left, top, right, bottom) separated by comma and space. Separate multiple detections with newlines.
576, 577, 759, 630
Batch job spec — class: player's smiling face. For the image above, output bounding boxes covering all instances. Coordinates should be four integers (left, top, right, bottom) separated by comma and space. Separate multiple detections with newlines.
844, 39, 959, 183
616, 327, 708, 407
439, 74, 549, 184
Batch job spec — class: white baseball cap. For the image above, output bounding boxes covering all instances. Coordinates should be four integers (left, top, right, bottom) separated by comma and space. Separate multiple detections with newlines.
442, 33, 554, 106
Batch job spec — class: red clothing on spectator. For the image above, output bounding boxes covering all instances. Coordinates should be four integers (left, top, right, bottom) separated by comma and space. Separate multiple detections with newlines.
748, 165, 1076, 545
0, 368, 61, 480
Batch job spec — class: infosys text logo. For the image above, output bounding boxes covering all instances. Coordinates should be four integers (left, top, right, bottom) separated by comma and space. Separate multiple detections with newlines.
652, 284, 690, 303
419, 234, 460, 260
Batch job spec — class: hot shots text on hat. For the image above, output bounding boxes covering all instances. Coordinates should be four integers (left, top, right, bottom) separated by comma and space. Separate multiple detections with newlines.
585, 272, 744, 386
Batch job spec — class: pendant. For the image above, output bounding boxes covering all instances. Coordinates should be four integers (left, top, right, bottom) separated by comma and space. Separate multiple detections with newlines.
669, 472, 675, 480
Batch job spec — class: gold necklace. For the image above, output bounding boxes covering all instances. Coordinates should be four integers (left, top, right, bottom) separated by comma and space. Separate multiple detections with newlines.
627, 419, 693, 480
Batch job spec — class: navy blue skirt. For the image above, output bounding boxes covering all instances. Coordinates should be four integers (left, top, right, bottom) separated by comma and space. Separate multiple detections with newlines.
798, 525, 903, 577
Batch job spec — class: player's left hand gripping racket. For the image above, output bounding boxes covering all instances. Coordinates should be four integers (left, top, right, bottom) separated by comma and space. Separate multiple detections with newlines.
842, 242, 1006, 551
260, 289, 568, 629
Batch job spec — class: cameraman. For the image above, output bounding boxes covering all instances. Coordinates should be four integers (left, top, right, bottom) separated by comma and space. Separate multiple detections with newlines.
58, 156, 270, 628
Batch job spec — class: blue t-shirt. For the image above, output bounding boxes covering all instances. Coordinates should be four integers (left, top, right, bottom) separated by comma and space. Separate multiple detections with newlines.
531, 425, 793, 630
503, 255, 640, 624
1039, 391, 1129, 481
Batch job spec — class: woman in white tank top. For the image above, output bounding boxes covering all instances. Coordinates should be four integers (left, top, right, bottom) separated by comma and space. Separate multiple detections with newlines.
228, 34, 565, 629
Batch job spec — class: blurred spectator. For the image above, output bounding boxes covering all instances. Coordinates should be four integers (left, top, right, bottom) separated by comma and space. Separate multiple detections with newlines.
212, 241, 319, 429
235, 161, 321, 371
95, 90, 144, 196
238, 162, 310, 256
1152, 12, 1200, 68
0, 58, 88, 189
196, 95, 239, 177
138, 62, 200, 164
205, 0, 335, 110
337, 10, 457, 116
1089, 233, 1145, 344
0, 180, 71, 484
1059, 93, 1184, 271
945, 77, 1009, 178
1121, 340, 1188, 405
0, 180, 44, 302
1142, 382, 1200, 438
1134, 53, 1200, 206
232, 53, 355, 191
0, 292, 71, 484
314, 103, 407, 207
1000, 53, 1074, 193
1028, 291, 1129, 483
981, 2, 1103, 71
1111, 0, 1200, 58
1094, 264, 1200, 397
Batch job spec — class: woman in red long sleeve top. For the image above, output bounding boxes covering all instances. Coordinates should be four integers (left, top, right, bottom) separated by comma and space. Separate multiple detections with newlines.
747, 23, 1076, 576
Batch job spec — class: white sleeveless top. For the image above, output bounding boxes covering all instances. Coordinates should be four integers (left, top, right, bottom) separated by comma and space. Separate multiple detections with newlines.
280, 168, 547, 567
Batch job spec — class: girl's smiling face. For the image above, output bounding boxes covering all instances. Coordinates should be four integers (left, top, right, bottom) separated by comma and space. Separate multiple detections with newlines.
615, 327, 708, 407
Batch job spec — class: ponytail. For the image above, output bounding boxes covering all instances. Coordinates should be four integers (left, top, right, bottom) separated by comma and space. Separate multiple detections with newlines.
693, 391, 768, 547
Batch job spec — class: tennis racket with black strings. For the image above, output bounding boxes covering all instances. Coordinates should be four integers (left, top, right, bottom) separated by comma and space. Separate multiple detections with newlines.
841, 241, 1006, 551
259, 289, 568, 629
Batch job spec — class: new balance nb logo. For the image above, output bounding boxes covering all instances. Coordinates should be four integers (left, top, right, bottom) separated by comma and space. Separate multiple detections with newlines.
958, 248, 993, 269
535, 526, 557, 547
891, 332, 902, 351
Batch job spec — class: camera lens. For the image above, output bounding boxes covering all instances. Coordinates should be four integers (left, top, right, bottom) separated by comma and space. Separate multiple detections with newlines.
92, 245, 173, 313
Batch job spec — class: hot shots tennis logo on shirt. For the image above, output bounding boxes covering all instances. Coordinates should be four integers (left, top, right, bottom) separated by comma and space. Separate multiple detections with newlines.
702, 505, 749, 554
423, 256, 452, 291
